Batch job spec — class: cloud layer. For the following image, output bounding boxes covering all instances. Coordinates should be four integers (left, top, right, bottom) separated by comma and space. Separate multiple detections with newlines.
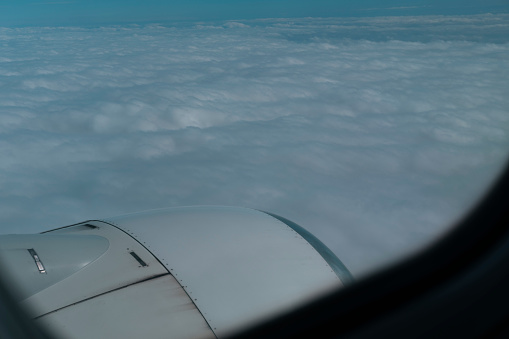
1, 14, 508, 275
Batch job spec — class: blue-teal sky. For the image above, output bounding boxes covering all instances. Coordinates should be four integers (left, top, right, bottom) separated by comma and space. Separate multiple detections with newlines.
1, 0, 508, 26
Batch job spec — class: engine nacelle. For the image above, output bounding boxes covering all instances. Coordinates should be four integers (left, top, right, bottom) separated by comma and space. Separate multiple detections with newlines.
0, 206, 352, 339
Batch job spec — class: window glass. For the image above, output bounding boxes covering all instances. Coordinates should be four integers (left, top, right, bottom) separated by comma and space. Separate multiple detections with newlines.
0, 1, 508, 281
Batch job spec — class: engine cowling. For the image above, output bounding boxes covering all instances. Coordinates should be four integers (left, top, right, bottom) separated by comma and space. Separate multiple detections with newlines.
0, 206, 352, 339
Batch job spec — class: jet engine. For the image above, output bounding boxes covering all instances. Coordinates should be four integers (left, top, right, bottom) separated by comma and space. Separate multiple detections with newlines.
0, 206, 352, 339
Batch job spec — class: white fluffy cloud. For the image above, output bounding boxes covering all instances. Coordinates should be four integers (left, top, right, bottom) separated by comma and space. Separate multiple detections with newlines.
1, 14, 508, 276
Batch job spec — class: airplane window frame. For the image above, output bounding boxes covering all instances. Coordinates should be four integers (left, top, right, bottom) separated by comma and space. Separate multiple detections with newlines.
231, 160, 509, 338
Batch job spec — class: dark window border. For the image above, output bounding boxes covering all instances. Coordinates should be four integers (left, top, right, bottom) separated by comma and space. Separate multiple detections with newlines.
232, 160, 509, 339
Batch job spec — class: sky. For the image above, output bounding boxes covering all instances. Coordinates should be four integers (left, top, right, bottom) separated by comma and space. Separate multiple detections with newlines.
1, 4, 509, 277
1, 0, 509, 26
